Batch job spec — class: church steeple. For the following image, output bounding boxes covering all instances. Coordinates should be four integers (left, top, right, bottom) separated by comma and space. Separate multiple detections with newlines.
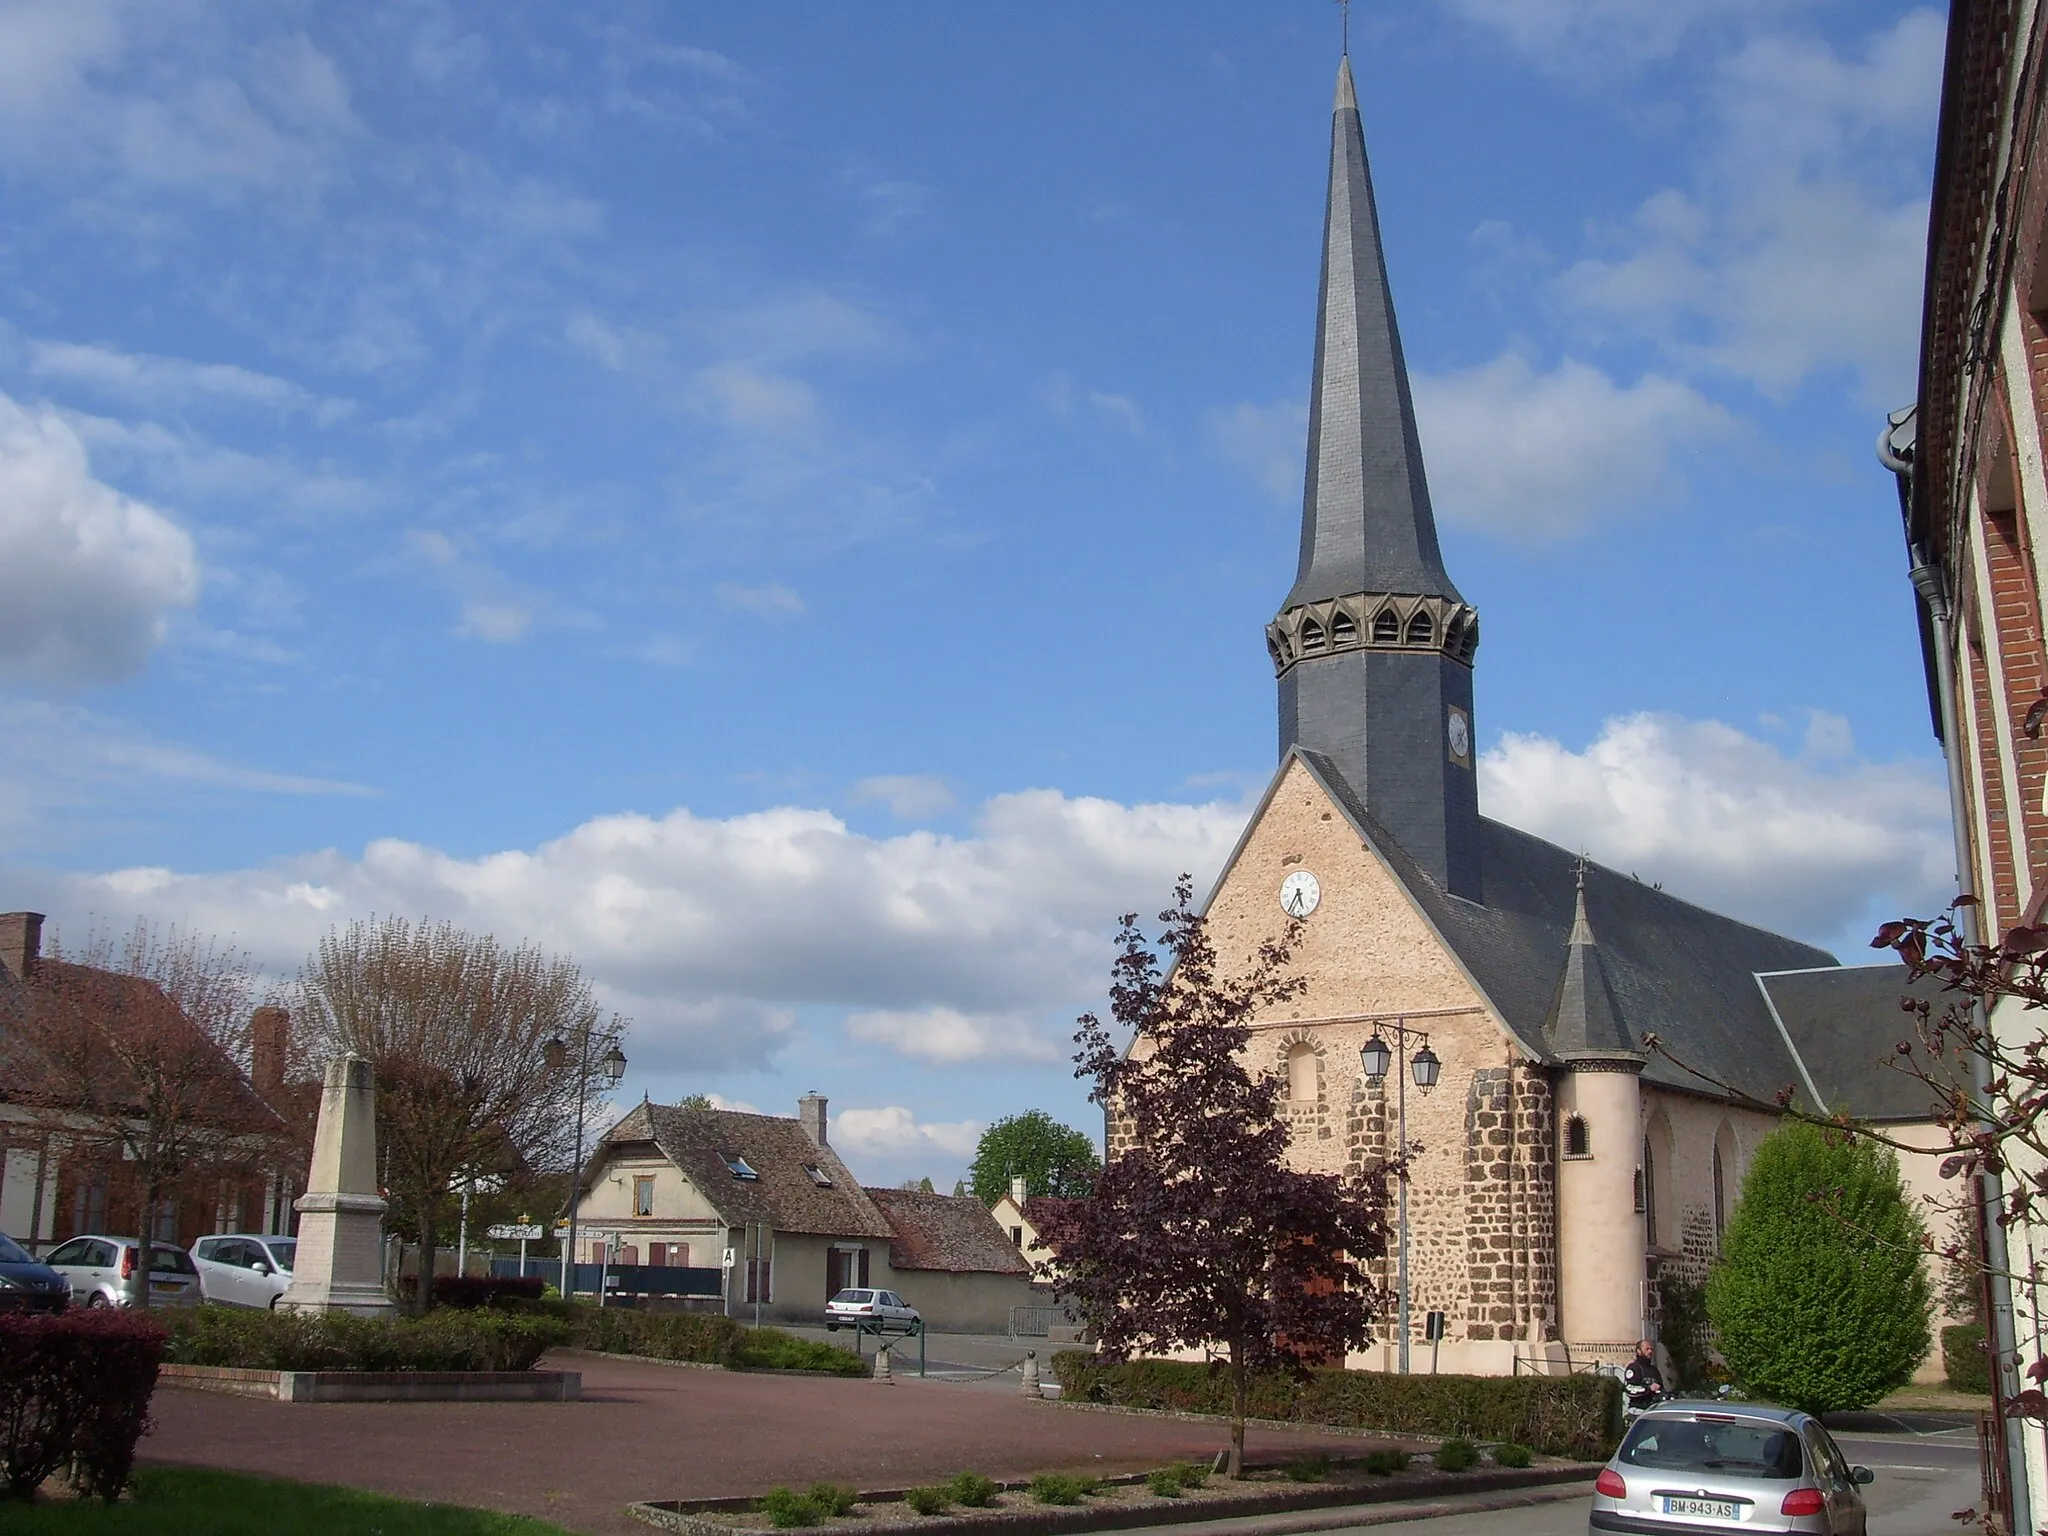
1545, 867, 1641, 1062
1268, 55, 1483, 899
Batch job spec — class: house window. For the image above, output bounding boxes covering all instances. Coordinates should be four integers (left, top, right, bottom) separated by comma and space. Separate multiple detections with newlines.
721, 1152, 760, 1181
1011, 1226, 1024, 1247
1563, 1116, 1590, 1158
803, 1163, 833, 1188
633, 1176, 655, 1216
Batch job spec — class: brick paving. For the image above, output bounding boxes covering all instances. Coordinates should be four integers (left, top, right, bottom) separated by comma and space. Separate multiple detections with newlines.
140, 1351, 1379, 1536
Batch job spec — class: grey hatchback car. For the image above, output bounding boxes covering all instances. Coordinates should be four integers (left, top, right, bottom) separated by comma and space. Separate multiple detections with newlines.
1592, 1403, 1873, 1535
42, 1235, 203, 1310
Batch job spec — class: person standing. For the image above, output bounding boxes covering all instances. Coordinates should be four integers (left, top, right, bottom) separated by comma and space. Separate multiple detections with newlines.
1623, 1337, 1665, 1413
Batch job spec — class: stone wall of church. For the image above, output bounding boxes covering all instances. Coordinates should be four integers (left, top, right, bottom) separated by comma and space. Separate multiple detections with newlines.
1461, 1065, 1556, 1342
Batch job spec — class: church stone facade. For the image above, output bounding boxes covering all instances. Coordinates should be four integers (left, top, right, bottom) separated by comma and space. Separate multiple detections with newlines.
1193, 57, 1957, 1376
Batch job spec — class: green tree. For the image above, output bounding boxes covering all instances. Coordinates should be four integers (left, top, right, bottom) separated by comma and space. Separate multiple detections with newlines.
969, 1110, 1100, 1204
1707, 1121, 1931, 1413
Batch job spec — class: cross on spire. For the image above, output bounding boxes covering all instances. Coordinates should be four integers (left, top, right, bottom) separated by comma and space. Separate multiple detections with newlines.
1336, 0, 1350, 55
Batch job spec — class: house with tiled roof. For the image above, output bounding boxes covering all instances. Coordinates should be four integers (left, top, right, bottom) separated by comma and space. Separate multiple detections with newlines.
987, 1177, 1078, 1284
863, 1185, 1037, 1333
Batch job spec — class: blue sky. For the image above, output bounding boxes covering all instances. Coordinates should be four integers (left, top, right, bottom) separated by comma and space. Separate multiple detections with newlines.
0, 0, 1953, 1186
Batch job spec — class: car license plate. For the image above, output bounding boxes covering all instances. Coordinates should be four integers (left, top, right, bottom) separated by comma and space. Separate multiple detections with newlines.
1659, 1496, 1739, 1519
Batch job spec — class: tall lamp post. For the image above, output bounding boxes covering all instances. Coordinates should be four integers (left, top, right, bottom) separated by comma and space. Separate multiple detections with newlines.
1359, 1021, 1441, 1374
546, 1030, 626, 1298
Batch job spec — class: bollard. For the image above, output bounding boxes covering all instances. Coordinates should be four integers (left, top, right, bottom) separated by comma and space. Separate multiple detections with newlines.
1020, 1351, 1042, 1398
874, 1344, 893, 1383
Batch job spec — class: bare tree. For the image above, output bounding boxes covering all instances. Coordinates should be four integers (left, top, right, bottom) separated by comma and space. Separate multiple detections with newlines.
5, 921, 283, 1305
294, 917, 628, 1311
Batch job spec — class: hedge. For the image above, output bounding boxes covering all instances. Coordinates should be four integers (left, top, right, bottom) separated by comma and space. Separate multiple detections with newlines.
416, 1275, 548, 1310
1049, 1353, 1620, 1461
1, 1310, 167, 1502
1943, 1323, 1990, 1395
165, 1307, 569, 1373
558, 1309, 864, 1375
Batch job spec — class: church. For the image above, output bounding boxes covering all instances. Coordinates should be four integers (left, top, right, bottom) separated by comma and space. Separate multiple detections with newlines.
1198, 56, 1956, 1376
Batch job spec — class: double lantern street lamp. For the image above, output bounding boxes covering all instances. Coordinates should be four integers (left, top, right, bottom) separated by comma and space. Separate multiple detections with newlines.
1359, 1022, 1442, 1375
547, 1031, 627, 1298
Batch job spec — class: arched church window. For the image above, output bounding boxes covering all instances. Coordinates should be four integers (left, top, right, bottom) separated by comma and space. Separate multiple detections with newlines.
1286, 1041, 1317, 1103
1712, 1142, 1726, 1248
1301, 617, 1326, 652
1372, 609, 1400, 643
1330, 611, 1357, 646
1405, 611, 1434, 646
1563, 1116, 1590, 1158
1641, 1137, 1658, 1246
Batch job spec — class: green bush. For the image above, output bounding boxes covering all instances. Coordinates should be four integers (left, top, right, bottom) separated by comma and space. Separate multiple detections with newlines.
806, 1482, 858, 1516
1283, 1453, 1330, 1483
1028, 1474, 1093, 1505
1048, 1352, 1619, 1460
1943, 1323, 1990, 1395
1364, 1449, 1408, 1477
1434, 1438, 1478, 1473
562, 1308, 747, 1367
1493, 1444, 1532, 1469
736, 1328, 867, 1376
945, 1472, 998, 1507
1658, 1276, 1713, 1392
904, 1487, 950, 1516
759, 1486, 824, 1528
1169, 1460, 1208, 1490
1146, 1468, 1184, 1497
1706, 1122, 1933, 1415
166, 1307, 569, 1373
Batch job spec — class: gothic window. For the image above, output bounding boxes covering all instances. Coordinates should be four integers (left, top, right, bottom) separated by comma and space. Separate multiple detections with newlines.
1641, 1137, 1658, 1245
1712, 1143, 1726, 1248
1301, 617, 1327, 652
1372, 609, 1400, 643
1330, 611, 1357, 645
1405, 611, 1434, 646
1563, 1116, 1590, 1158
1286, 1041, 1317, 1103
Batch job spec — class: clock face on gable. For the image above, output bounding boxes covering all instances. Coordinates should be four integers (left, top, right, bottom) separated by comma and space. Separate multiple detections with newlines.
1279, 870, 1321, 919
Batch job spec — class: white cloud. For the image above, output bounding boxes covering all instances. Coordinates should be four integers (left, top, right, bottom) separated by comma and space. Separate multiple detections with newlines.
456, 601, 532, 643
831, 1106, 982, 1162
1412, 355, 1736, 539
28, 339, 354, 424
850, 775, 955, 819
691, 364, 817, 435
1480, 710, 1952, 949
0, 391, 198, 684
1441, 0, 1788, 75
1208, 398, 1306, 502
716, 582, 805, 621
846, 1006, 1060, 1065
840, 157, 933, 239
1089, 391, 1145, 436
32, 786, 1247, 1072
1555, 10, 1944, 403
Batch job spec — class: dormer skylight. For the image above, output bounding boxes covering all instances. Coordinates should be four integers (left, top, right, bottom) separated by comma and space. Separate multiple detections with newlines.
721, 1152, 759, 1181
803, 1163, 833, 1188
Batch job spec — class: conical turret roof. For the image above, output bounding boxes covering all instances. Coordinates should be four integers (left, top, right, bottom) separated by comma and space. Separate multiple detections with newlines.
1545, 867, 1643, 1063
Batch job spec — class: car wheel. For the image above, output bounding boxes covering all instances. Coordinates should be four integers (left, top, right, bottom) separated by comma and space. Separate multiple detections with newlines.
86, 1293, 110, 1309
269, 1294, 282, 1309
825, 1322, 837, 1331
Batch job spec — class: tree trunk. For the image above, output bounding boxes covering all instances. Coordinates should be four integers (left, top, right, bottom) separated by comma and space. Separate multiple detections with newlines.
415, 1198, 438, 1314
1228, 1344, 1247, 1478
135, 1166, 158, 1311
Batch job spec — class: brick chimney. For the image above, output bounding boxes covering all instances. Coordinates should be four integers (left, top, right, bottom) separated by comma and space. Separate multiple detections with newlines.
0, 912, 43, 985
251, 1006, 290, 1095
798, 1091, 828, 1147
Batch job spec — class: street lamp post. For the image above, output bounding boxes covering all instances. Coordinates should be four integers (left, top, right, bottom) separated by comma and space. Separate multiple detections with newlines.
1359, 1020, 1441, 1375
546, 1030, 626, 1299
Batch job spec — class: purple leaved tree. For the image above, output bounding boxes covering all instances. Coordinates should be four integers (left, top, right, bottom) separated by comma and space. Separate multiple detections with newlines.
1045, 879, 1389, 1476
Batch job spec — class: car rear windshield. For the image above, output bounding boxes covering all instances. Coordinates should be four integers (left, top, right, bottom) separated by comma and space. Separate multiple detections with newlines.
146, 1247, 197, 1274
833, 1290, 874, 1303
1619, 1418, 1802, 1480
0, 1234, 31, 1264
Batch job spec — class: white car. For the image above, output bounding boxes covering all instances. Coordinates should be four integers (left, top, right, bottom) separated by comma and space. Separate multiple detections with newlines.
192, 1234, 297, 1308
824, 1287, 920, 1333
42, 1234, 203, 1309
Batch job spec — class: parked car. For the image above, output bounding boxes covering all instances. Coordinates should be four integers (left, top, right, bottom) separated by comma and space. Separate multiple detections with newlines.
824, 1287, 920, 1333
1592, 1402, 1873, 1535
192, 1234, 297, 1309
41, 1235, 203, 1310
0, 1232, 69, 1313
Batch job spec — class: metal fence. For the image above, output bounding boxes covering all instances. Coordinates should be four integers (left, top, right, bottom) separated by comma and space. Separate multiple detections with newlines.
489, 1257, 723, 1298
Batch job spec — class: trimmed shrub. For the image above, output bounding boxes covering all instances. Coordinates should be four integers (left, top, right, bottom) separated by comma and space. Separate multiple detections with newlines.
1493, 1444, 1532, 1469
1707, 1122, 1932, 1415
760, 1486, 824, 1527
1944, 1324, 1990, 1395
1028, 1474, 1094, 1504
1048, 1352, 1619, 1460
1283, 1453, 1330, 1483
1364, 1449, 1408, 1477
165, 1307, 568, 1373
1146, 1468, 1184, 1497
905, 1486, 950, 1516
945, 1472, 998, 1507
736, 1328, 868, 1376
0, 1310, 167, 1502
1169, 1460, 1208, 1490
806, 1482, 859, 1516
1435, 1438, 1478, 1473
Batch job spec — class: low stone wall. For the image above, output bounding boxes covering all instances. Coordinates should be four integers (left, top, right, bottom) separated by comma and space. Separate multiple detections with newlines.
159, 1363, 580, 1402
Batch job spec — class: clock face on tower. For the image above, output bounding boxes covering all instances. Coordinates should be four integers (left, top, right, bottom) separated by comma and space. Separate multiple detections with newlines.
1279, 870, 1321, 919
1446, 707, 1472, 766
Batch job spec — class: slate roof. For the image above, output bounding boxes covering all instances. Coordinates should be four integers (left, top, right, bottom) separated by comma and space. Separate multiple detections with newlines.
865, 1188, 1031, 1275
1543, 877, 1641, 1062
1250, 750, 1913, 1114
590, 1102, 892, 1239
1756, 964, 1956, 1122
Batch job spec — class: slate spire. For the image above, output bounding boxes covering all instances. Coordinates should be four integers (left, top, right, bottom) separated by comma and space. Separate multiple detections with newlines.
1545, 866, 1642, 1062
1268, 56, 1483, 899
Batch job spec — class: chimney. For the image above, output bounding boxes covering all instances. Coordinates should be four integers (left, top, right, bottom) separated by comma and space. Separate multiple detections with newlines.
251, 1006, 290, 1094
1010, 1175, 1028, 1206
798, 1092, 828, 1146
0, 912, 44, 985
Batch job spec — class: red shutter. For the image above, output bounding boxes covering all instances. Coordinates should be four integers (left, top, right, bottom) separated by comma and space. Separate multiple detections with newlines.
857, 1248, 869, 1288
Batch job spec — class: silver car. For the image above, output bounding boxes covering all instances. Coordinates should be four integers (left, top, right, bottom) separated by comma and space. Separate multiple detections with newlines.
41, 1234, 203, 1309
192, 1233, 297, 1308
1592, 1403, 1872, 1535
823, 1287, 920, 1333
